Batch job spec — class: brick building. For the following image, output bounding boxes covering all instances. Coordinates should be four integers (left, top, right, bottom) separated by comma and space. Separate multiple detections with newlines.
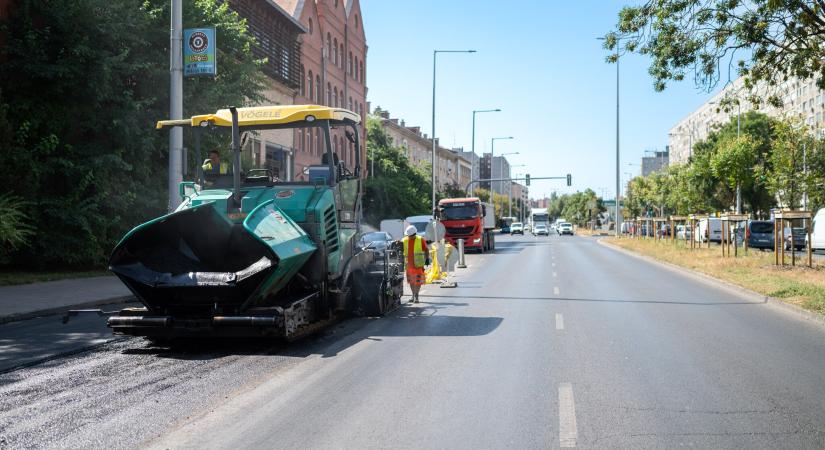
375, 108, 470, 190
278, 0, 368, 179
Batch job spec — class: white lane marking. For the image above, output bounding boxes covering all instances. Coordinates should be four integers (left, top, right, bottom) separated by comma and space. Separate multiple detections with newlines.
558, 383, 578, 447
553, 286, 560, 296
555, 313, 564, 330
552, 262, 556, 267
553, 272, 557, 277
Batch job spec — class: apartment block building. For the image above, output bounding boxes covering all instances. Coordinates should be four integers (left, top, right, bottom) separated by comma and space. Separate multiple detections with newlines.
669, 75, 825, 164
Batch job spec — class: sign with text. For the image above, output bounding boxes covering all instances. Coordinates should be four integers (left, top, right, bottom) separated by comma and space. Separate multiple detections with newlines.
184, 28, 216, 77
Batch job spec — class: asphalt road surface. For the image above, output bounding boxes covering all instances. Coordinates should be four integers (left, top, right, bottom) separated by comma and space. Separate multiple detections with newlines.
2, 233, 825, 449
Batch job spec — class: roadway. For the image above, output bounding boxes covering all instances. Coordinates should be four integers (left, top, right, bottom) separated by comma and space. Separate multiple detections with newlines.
2, 233, 825, 448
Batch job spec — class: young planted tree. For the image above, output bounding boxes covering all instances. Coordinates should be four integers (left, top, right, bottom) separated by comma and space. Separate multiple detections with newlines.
766, 121, 812, 209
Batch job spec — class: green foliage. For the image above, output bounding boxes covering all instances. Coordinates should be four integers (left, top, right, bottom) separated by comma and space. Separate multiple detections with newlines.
545, 190, 604, 226
0, 0, 265, 268
626, 111, 825, 217
606, 1, 825, 103
0, 195, 35, 264
363, 117, 432, 225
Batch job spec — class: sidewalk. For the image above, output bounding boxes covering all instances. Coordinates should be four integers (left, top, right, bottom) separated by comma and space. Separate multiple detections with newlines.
0, 276, 133, 324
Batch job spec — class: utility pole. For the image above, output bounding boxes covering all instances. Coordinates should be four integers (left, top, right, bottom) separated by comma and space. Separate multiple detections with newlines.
168, 0, 183, 212
736, 101, 742, 214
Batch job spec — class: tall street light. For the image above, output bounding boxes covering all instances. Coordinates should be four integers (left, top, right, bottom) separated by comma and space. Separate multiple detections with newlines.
432, 49, 476, 216
510, 164, 526, 217
598, 35, 621, 236
472, 108, 501, 192
491, 136, 514, 197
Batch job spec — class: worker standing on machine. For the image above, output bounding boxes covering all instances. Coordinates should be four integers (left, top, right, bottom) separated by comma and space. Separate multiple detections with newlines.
202, 150, 230, 174
402, 225, 428, 303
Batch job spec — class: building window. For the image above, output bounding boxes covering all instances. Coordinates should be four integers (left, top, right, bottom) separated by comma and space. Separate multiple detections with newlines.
355, 14, 359, 29
327, 82, 332, 106
307, 70, 313, 99
348, 96, 353, 111
334, 0, 338, 7
308, 18, 313, 34
353, 56, 358, 80
327, 33, 332, 59
348, 51, 353, 76
300, 65, 305, 96
315, 75, 321, 104
333, 86, 338, 108
339, 43, 344, 69
359, 61, 364, 83
333, 38, 338, 66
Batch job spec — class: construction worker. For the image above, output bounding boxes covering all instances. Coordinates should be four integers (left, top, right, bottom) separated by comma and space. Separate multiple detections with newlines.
402, 225, 428, 303
202, 150, 230, 175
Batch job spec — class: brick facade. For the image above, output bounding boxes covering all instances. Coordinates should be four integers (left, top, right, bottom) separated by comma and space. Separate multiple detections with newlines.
279, 0, 368, 180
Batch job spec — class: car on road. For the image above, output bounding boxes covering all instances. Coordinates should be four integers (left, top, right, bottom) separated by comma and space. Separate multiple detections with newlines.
511, 222, 524, 235
500, 225, 511, 234
534, 224, 549, 236
557, 222, 574, 235
358, 231, 394, 257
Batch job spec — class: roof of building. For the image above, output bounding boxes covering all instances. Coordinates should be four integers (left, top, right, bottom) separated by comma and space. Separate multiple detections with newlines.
268, 0, 308, 31
156, 105, 360, 129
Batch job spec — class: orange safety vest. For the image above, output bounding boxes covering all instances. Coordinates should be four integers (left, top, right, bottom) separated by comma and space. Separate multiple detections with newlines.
402, 235, 426, 268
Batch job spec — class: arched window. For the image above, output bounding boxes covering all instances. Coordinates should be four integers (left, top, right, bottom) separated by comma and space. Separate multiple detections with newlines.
348, 96, 353, 111
333, 86, 338, 108
359, 61, 364, 83
333, 38, 338, 66
348, 51, 353, 76
300, 65, 305, 97
326, 82, 331, 106
326, 33, 332, 60
315, 75, 321, 103
339, 43, 344, 68
307, 70, 313, 100
355, 14, 359, 29
308, 18, 313, 34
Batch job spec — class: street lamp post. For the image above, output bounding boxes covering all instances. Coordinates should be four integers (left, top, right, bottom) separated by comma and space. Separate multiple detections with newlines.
432, 49, 476, 216
598, 35, 621, 236
490, 137, 514, 197
736, 100, 742, 214
472, 109, 501, 194
510, 164, 525, 217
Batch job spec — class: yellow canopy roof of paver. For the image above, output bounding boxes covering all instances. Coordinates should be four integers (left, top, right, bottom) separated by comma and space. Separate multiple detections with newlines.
156, 105, 360, 129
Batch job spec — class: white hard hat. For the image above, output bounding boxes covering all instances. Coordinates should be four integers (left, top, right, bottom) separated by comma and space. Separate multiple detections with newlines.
405, 225, 417, 236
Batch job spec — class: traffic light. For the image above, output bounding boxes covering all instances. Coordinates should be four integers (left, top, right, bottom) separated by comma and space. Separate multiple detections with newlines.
566, 174, 572, 186
525, 174, 530, 186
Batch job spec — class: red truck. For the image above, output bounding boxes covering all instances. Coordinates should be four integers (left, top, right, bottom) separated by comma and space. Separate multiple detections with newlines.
437, 197, 496, 252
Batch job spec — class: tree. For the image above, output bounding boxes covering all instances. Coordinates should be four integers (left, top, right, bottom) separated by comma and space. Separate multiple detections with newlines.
0, 0, 265, 268
363, 117, 431, 225
605, 1, 825, 105
766, 121, 811, 209
710, 134, 758, 209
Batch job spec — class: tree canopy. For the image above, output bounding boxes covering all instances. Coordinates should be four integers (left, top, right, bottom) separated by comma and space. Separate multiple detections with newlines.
0, 0, 265, 268
605, 1, 825, 105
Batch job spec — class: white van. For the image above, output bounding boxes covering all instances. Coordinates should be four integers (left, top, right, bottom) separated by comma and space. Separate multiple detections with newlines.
695, 217, 723, 243
810, 209, 825, 250
380, 219, 404, 240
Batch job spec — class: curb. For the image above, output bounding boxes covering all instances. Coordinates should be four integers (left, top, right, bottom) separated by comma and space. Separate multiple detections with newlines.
597, 239, 825, 327
0, 295, 135, 325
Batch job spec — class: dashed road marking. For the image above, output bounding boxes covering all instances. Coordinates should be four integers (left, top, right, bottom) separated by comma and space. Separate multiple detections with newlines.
553, 286, 560, 296
555, 313, 564, 330
552, 262, 556, 267
553, 272, 557, 277
558, 383, 578, 447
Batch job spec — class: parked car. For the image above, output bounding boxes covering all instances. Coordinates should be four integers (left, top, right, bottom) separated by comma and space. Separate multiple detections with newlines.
501, 225, 511, 234
735, 220, 774, 250
557, 222, 574, 236
511, 222, 524, 235
676, 224, 693, 240
534, 224, 549, 236
784, 227, 807, 251
358, 231, 394, 257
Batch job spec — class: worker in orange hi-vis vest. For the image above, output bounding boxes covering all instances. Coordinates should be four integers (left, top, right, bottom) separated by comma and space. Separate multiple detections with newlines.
401, 225, 428, 303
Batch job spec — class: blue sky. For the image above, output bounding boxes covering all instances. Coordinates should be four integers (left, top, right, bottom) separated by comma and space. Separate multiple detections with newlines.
361, 0, 726, 199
